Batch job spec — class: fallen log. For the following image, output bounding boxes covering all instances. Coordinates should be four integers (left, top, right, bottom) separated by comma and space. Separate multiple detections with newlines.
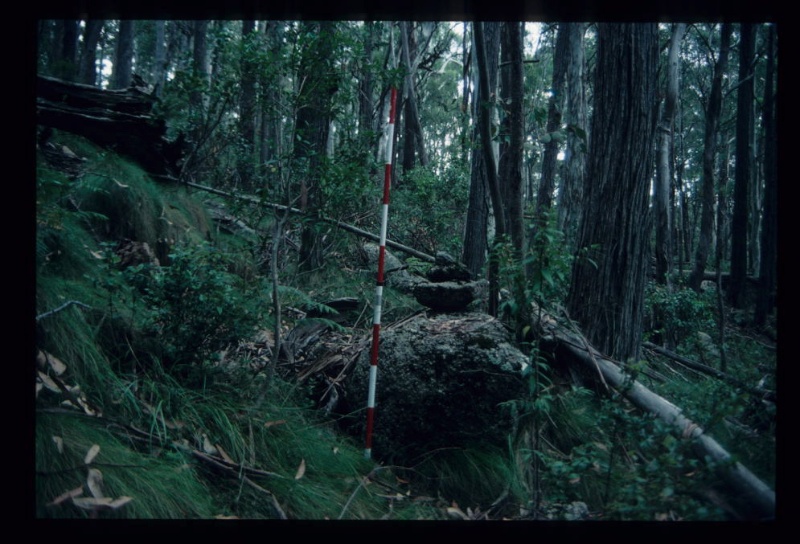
36, 75, 188, 177
537, 309, 775, 520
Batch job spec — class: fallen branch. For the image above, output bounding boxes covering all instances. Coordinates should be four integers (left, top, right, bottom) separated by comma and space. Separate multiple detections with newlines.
536, 308, 775, 520
180, 180, 435, 262
36, 300, 92, 322
643, 341, 775, 403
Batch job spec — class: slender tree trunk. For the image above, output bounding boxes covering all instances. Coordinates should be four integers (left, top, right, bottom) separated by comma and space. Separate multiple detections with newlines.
499, 22, 526, 258
152, 21, 167, 97
239, 20, 258, 190
689, 24, 732, 292
566, 23, 659, 364
190, 21, 209, 111
754, 24, 777, 327
400, 21, 428, 173
475, 22, 508, 317
556, 23, 587, 252
462, 22, 500, 280
58, 20, 79, 81
534, 24, 568, 241
112, 20, 135, 90
77, 20, 103, 86
296, 21, 339, 272
654, 23, 686, 285
728, 23, 756, 308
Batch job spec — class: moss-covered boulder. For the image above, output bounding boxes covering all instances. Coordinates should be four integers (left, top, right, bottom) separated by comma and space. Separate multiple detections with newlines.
342, 312, 528, 464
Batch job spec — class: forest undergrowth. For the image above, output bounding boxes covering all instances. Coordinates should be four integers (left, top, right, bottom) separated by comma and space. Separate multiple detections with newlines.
35, 132, 776, 521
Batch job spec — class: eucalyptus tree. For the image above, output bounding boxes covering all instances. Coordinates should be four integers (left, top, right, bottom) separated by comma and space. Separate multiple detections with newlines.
688, 23, 733, 292
556, 22, 587, 252
566, 23, 659, 364
728, 23, 757, 309
238, 19, 258, 190
534, 23, 568, 240
77, 20, 104, 86
754, 24, 777, 327
294, 21, 340, 272
111, 20, 134, 89
498, 21, 526, 259
654, 23, 687, 285
474, 21, 508, 317
462, 22, 501, 280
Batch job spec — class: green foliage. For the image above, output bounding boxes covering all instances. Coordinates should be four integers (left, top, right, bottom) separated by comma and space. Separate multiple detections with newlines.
391, 166, 470, 256
125, 242, 262, 383
646, 282, 716, 348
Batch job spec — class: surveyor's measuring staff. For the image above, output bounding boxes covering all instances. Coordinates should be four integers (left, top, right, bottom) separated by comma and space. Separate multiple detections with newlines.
365, 76, 398, 460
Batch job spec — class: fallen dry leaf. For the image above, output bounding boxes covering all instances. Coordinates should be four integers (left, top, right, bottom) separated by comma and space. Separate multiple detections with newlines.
87, 468, 104, 499
37, 371, 61, 393
36, 350, 67, 375
215, 515, 240, 519
72, 496, 114, 509
216, 444, 234, 464
36, 382, 43, 398
84, 444, 100, 465
52, 436, 63, 454
202, 434, 218, 456
48, 486, 83, 506
108, 496, 133, 509
294, 459, 306, 480
446, 505, 469, 520
264, 419, 287, 428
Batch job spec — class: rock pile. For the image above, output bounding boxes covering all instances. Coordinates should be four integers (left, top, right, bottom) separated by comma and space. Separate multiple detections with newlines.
412, 252, 485, 312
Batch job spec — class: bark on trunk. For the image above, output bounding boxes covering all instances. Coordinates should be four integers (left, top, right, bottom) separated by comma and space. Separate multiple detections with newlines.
654, 23, 686, 285
534, 24, 568, 241
474, 22, 508, 317
689, 23, 733, 292
461, 22, 500, 280
498, 21, 526, 258
754, 24, 777, 326
728, 23, 756, 308
556, 23, 587, 252
566, 23, 659, 364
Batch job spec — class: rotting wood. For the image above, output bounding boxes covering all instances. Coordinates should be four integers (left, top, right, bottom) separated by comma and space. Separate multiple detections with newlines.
535, 307, 775, 520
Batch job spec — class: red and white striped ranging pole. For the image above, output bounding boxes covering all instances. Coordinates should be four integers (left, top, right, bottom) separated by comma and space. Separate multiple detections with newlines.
365, 85, 398, 460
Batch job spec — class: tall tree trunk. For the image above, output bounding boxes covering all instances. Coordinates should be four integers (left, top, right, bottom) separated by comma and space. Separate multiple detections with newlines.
239, 20, 258, 191
191, 21, 209, 111
689, 23, 732, 292
296, 21, 339, 272
474, 22, 508, 317
754, 24, 777, 327
566, 23, 659, 364
262, 21, 285, 165
556, 23, 587, 252
461, 22, 500, 280
358, 22, 376, 148
57, 20, 79, 81
499, 22, 526, 258
112, 20, 135, 90
654, 23, 686, 285
77, 20, 103, 86
728, 23, 756, 309
399, 21, 428, 174
534, 24, 569, 241
152, 21, 167, 97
